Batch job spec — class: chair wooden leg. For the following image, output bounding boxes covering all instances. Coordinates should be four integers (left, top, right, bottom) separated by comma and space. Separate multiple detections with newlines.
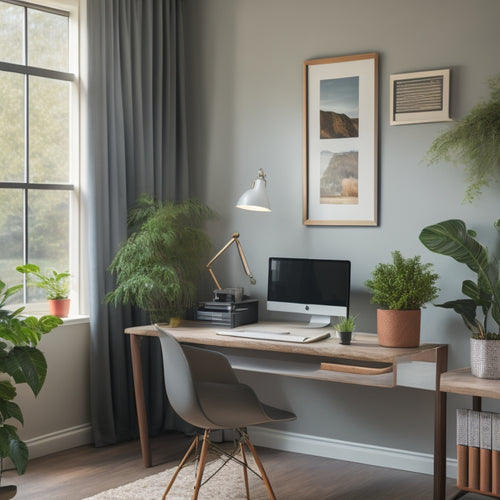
239, 440, 250, 500
162, 435, 199, 500
243, 436, 277, 500
192, 429, 211, 500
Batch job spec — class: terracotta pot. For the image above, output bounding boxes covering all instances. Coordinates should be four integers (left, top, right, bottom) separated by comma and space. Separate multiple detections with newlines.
470, 338, 500, 379
377, 309, 421, 348
48, 298, 70, 318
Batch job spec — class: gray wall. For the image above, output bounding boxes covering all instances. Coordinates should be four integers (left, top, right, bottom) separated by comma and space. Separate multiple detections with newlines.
184, 0, 500, 460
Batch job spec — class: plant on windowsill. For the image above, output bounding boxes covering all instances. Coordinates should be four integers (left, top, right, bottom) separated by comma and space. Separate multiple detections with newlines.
364, 250, 440, 348
104, 194, 216, 325
333, 314, 357, 345
419, 219, 500, 378
15, 265, 71, 318
0, 280, 62, 498
424, 74, 500, 203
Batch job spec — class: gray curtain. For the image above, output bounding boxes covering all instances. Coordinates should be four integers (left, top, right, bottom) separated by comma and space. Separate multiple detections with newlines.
87, 0, 190, 446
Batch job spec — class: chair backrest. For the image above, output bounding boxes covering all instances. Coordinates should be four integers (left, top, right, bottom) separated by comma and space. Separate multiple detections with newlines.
155, 325, 214, 428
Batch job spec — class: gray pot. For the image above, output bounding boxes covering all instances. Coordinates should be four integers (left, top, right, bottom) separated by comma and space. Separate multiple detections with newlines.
470, 338, 500, 379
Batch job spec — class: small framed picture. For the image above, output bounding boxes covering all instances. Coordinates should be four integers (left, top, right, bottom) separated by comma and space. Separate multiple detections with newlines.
303, 53, 378, 226
390, 69, 452, 125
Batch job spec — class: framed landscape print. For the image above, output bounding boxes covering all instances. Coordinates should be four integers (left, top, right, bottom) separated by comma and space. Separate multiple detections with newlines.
303, 53, 378, 226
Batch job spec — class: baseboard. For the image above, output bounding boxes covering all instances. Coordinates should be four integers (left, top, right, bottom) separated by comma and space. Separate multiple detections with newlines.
25, 423, 93, 459
249, 426, 458, 479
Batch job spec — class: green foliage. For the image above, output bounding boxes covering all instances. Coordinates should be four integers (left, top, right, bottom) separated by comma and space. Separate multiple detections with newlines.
419, 219, 500, 339
105, 195, 217, 323
424, 75, 500, 202
333, 314, 357, 333
364, 251, 440, 310
16, 264, 70, 300
0, 279, 62, 476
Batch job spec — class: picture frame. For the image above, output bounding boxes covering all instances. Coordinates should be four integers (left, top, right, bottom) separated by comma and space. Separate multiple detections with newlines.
390, 69, 452, 125
303, 53, 378, 226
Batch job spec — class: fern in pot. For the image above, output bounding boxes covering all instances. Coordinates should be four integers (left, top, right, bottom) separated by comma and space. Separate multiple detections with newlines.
420, 219, 500, 378
364, 251, 440, 347
105, 195, 216, 325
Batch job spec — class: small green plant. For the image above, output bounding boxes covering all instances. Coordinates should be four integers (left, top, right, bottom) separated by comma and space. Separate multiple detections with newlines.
333, 315, 357, 332
16, 264, 70, 300
105, 195, 216, 323
364, 250, 440, 310
419, 218, 500, 340
424, 75, 500, 203
0, 280, 62, 478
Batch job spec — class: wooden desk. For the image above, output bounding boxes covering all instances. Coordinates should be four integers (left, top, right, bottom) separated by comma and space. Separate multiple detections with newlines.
125, 321, 448, 499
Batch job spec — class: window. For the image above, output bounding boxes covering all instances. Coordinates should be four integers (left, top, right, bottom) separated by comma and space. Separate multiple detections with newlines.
0, 0, 80, 311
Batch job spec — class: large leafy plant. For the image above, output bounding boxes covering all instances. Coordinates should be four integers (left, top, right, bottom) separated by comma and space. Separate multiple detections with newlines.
105, 195, 216, 323
424, 75, 500, 202
419, 219, 500, 339
364, 250, 439, 310
0, 281, 62, 477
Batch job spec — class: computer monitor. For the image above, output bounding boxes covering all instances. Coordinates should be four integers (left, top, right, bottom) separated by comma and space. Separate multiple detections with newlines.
267, 257, 351, 328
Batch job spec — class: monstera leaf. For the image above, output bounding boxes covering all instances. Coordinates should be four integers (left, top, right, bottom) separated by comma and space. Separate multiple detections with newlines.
419, 219, 500, 336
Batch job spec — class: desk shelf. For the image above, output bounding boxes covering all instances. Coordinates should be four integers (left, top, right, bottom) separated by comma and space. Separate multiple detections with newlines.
441, 368, 500, 499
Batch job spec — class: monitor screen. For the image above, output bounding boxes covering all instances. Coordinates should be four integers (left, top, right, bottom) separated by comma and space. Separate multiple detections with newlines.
267, 257, 351, 327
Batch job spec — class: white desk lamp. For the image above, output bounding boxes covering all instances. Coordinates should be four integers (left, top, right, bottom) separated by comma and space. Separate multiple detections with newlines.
206, 169, 271, 290
236, 168, 271, 212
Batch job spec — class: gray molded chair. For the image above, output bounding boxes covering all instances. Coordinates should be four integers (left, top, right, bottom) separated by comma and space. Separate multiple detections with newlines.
155, 324, 296, 500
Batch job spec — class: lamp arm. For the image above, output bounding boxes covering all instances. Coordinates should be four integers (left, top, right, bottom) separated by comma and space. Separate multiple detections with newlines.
206, 232, 256, 290
234, 239, 257, 285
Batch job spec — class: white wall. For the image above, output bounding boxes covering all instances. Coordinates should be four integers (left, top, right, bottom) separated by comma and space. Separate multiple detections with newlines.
16, 320, 91, 459
184, 0, 500, 472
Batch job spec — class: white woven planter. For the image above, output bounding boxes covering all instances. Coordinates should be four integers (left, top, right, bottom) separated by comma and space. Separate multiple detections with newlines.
470, 338, 500, 379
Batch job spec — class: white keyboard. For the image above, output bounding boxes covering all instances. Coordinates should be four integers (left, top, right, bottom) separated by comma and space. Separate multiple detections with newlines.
216, 330, 330, 343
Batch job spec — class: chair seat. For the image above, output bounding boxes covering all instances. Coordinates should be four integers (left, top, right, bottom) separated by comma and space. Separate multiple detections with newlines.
197, 381, 296, 429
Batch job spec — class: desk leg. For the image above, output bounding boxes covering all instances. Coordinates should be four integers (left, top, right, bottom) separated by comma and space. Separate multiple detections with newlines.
129, 334, 152, 467
434, 346, 448, 500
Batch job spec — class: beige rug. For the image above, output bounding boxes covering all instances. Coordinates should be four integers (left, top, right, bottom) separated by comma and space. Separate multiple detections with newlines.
82, 456, 267, 500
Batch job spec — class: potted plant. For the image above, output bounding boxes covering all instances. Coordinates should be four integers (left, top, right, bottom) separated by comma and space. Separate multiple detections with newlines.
105, 195, 216, 324
424, 75, 500, 203
0, 280, 62, 497
333, 315, 357, 345
15, 265, 71, 318
364, 250, 440, 347
419, 219, 500, 378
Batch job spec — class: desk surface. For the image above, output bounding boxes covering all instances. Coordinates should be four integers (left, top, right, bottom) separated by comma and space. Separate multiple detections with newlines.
125, 320, 443, 363
440, 367, 500, 399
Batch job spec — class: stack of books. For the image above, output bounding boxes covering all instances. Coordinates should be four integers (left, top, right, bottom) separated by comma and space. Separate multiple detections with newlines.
195, 299, 258, 328
457, 409, 500, 496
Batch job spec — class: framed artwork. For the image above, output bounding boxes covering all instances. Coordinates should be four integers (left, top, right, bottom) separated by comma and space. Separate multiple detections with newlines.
390, 68, 452, 125
303, 53, 378, 226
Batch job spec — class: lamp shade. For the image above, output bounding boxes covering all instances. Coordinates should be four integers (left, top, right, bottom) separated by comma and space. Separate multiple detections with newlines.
236, 169, 271, 212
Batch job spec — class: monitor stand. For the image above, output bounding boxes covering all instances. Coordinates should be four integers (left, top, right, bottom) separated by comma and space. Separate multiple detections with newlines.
307, 315, 331, 328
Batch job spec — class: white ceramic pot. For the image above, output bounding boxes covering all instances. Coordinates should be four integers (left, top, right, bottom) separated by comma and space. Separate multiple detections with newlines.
470, 338, 500, 379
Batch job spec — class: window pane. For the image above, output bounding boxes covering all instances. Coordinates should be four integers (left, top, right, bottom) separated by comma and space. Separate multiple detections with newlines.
0, 71, 25, 182
29, 76, 69, 183
0, 189, 23, 295
28, 8, 68, 72
0, 2, 23, 65
27, 190, 69, 303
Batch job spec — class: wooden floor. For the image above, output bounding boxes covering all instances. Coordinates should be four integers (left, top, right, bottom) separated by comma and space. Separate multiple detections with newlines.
2, 432, 484, 500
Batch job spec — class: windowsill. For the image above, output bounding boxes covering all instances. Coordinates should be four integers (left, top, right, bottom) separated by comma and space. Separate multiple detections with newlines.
58, 314, 90, 326
8, 303, 90, 326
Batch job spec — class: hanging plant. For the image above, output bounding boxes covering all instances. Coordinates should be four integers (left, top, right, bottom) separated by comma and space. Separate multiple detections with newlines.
424, 75, 500, 202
